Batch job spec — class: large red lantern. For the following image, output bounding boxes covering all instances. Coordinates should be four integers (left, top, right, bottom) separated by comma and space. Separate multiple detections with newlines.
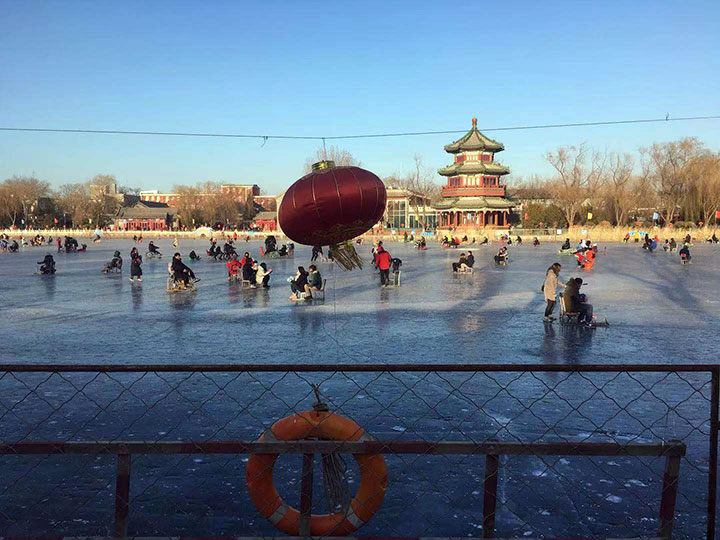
279, 161, 386, 269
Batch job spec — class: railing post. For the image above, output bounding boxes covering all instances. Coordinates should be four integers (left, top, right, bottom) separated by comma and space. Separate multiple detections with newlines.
658, 440, 682, 539
114, 453, 131, 538
299, 452, 314, 536
482, 441, 499, 538
708, 367, 719, 540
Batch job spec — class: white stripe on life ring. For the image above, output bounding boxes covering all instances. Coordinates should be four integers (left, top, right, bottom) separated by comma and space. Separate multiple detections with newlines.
268, 501, 289, 525
345, 503, 365, 529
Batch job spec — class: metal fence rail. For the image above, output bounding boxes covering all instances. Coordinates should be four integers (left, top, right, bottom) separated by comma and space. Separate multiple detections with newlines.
0, 364, 717, 539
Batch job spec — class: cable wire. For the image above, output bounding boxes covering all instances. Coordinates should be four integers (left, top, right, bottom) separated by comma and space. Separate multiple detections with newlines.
0, 115, 718, 141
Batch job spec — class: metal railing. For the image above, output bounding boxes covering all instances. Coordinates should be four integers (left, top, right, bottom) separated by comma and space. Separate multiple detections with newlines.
0, 364, 717, 539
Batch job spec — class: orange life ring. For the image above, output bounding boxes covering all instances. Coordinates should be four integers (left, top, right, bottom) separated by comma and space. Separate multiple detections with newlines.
246, 410, 387, 536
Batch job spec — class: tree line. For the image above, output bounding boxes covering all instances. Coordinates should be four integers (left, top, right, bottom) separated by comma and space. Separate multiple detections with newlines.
516, 137, 720, 228
0, 174, 136, 228
171, 181, 256, 229
0, 175, 257, 229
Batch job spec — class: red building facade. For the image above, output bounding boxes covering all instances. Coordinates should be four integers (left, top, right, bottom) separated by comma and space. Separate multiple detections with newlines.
139, 184, 260, 206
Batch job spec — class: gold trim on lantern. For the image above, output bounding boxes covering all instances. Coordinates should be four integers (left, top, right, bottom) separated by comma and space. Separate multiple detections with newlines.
312, 160, 336, 171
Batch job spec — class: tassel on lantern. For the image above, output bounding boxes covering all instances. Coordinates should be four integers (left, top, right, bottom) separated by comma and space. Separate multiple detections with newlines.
329, 240, 364, 271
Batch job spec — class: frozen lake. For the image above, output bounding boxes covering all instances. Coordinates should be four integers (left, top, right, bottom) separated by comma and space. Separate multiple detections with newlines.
1, 237, 719, 365
0, 238, 718, 538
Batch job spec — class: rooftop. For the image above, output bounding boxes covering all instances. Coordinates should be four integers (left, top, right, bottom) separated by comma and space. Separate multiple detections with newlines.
116, 200, 175, 220
432, 196, 516, 211
438, 161, 510, 177
443, 118, 505, 154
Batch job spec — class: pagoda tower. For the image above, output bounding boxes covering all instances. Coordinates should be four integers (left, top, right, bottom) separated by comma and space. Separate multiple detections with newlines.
433, 118, 515, 228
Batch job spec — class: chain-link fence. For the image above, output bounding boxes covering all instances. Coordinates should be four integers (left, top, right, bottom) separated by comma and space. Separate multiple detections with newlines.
0, 364, 717, 539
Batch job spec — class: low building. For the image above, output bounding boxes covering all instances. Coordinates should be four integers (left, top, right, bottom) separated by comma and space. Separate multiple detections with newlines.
253, 211, 278, 231
383, 185, 437, 231
507, 187, 554, 208
114, 201, 175, 231
139, 184, 260, 206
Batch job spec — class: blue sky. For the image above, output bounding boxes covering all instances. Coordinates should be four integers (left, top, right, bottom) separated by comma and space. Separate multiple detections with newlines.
1, 0, 719, 193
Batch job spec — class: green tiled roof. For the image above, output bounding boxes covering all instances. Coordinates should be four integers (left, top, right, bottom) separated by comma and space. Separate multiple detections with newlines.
444, 122, 505, 154
438, 161, 510, 176
432, 197, 516, 211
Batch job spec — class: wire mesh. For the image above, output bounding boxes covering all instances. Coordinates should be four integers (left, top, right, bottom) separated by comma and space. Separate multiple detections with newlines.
0, 365, 716, 539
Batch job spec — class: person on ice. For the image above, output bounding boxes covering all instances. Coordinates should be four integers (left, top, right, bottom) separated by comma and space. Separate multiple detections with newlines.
452, 252, 468, 272
242, 255, 256, 284
391, 257, 403, 282
542, 263, 564, 322
311, 245, 323, 262
189, 250, 201, 261
561, 238, 571, 251
171, 252, 197, 287
679, 243, 692, 264
129, 247, 142, 282
375, 245, 392, 286
289, 266, 310, 300
102, 251, 122, 273
37, 254, 56, 274
308, 265, 323, 293
148, 241, 161, 257
255, 262, 272, 288
563, 277, 594, 326
494, 246, 508, 265
226, 254, 241, 280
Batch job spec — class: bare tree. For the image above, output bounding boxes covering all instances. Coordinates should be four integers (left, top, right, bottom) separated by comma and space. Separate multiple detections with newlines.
396, 154, 440, 228
173, 185, 203, 227
56, 183, 93, 226
545, 144, 604, 226
86, 174, 121, 225
642, 138, 702, 223
602, 153, 635, 225
0, 182, 22, 226
686, 152, 720, 225
1, 176, 50, 226
303, 146, 360, 174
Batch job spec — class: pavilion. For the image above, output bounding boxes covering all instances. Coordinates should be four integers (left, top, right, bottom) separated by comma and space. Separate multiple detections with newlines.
433, 118, 515, 228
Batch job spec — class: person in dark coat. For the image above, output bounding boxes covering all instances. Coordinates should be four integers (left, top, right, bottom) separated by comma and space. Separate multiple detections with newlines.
242, 256, 256, 283
311, 245, 323, 262
562, 277, 593, 325
129, 248, 143, 282
452, 252, 468, 272
289, 266, 309, 300
38, 254, 56, 274
102, 251, 122, 273
171, 252, 196, 286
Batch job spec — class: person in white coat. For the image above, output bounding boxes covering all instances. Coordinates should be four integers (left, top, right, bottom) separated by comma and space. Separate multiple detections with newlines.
255, 262, 272, 288
542, 263, 564, 322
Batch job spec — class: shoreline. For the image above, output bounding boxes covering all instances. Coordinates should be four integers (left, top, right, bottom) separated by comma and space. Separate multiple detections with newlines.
2, 225, 716, 243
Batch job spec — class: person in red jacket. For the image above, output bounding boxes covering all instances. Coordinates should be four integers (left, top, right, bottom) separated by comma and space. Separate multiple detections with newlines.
226, 255, 241, 281
375, 246, 392, 286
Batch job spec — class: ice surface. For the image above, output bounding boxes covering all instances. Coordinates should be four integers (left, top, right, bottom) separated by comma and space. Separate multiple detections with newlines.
1, 238, 718, 365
